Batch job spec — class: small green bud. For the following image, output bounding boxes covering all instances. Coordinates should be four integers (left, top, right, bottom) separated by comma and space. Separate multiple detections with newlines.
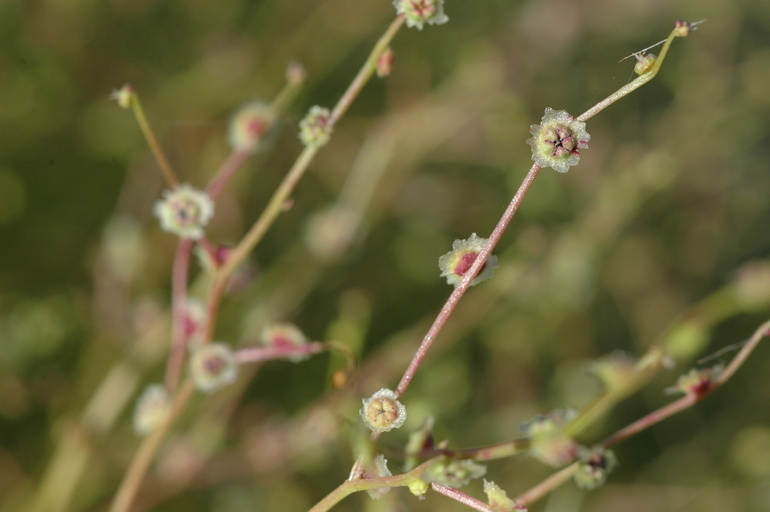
483, 480, 527, 512
634, 54, 657, 75
408, 478, 429, 497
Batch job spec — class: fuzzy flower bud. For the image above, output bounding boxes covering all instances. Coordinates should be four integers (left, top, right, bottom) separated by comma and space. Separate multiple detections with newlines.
299, 106, 332, 147
573, 447, 616, 490
527, 108, 590, 173
228, 100, 276, 153
133, 384, 171, 436
483, 480, 527, 512
189, 343, 238, 393
376, 48, 395, 78
261, 322, 310, 362
520, 409, 580, 467
666, 365, 722, 397
111, 84, 133, 109
394, 0, 449, 30
408, 478, 429, 497
153, 184, 214, 240
438, 233, 498, 287
674, 20, 693, 37
361, 388, 407, 433
424, 459, 487, 488
634, 54, 657, 75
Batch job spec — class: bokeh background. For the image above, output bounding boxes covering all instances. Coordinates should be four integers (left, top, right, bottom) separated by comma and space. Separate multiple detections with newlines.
2, 0, 770, 511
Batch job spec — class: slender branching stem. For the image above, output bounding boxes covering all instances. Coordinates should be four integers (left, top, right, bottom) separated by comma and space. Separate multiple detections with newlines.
205, 148, 252, 200
164, 238, 194, 393
515, 462, 580, 507
431, 483, 494, 512
395, 164, 542, 398
127, 91, 179, 188
202, 15, 406, 344
577, 25, 683, 122
108, 379, 195, 512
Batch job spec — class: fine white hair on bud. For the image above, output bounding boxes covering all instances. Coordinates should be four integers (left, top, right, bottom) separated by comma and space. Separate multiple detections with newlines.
153, 184, 214, 240
360, 388, 407, 433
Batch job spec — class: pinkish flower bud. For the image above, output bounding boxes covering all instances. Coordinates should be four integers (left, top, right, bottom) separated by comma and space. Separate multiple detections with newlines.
674, 20, 693, 37
483, 480, 527, 512
376, 48, 395, 78
438, 233, 498, 287
424, 459, 487, 488
666, 365, 722, 397
634, 53, 657, 75
228, 100, 276, 153
111, 84, 133, 109
153, 184, 214, 240
299, 106, 332, 147
190, 343, 238, 393
527, 108, 590, 173
261, 322, 310, 362
361, 388, 407, 433
133, 384, 171, 436
286, 62, 307, 86
394, 0, 449, 30
573, 447, 616, 490
520, 409, 580, 467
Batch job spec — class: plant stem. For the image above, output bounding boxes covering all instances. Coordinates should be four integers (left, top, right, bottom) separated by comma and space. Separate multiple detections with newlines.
164, 238, 194, 393
128, 90, 179, 188
395, 164, 542, 398
108, 379, 195, 512
515, 462, 579, 507
202, 15, 406, 344
205, 149, 252, 200
431, 483, 494, 512
577, 24, 684, 122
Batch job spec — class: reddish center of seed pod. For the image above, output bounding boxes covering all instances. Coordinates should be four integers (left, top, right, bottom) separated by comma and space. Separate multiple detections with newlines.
203, 356, 225, 375
247, 119, 267, 138
455, 251, 480, 277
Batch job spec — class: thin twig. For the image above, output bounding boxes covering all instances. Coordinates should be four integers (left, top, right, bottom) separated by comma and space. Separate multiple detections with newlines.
164, 238, 194, 393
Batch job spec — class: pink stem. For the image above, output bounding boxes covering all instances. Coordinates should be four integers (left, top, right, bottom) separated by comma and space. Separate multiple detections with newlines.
395, 164, 542, 398
430, 483, 493, 512
164, 238, 194, 393
233, 342, 325, 363
205, 148, 252, 200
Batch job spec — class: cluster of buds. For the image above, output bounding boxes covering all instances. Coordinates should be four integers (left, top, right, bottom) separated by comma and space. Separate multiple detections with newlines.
153, 184, 214, 240
394, 0, 449, 30
438, 233, 498, 287
527, 108, 590, 173
573, 447, 617, 490
360, 388, 407, 433
133, 384, 171, 436
423, 459, 487, 488
299, 106, 332, 147
189, 342, 239, 393
519, 409, 580, 467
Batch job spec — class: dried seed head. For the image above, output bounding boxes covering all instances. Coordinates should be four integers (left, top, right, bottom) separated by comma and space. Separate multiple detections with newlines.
133, 384, 171, 436
361, 388, 407, 433
573, 447, 617, 490
394, 0, 449, 30
438, 233, 498, 287
483, 480, 527, 512
190, 343, 238, 393
527, 108, 590, 173
153, 184, 214, 240
634, 53, 657, 75
299, 106, 332, 147
228, 100, 276, 152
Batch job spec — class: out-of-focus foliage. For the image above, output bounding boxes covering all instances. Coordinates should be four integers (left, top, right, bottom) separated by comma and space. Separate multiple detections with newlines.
1, 1, 770, 511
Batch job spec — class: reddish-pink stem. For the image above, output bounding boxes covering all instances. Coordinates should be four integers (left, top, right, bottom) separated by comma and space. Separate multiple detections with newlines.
164, 238, 194, 393
233, 342, 325, 363
430, 483, 493, 512
205, 148, 252, 200
395, 164, 542, 398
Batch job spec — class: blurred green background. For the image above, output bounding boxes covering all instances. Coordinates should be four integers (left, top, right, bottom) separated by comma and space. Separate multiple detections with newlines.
2, 0, 770, 511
